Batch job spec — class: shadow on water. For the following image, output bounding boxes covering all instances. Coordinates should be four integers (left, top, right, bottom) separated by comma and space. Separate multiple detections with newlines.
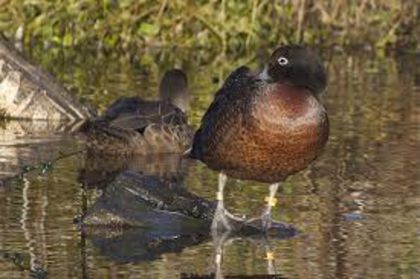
0, 48, 418, 278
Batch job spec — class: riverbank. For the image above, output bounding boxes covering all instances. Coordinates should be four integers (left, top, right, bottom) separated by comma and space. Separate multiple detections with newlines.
1, 1, 418, 54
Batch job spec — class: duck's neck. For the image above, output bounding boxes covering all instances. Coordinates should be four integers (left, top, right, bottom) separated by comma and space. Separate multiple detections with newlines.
252, 83, 325, 130
258, 66, 271, 81
159, 89, 189, 113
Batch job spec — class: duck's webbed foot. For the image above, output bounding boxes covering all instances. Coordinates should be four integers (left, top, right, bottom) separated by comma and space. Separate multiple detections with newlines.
245, 212, 295, 235
211, 203, 244, 232
211, 173, 245, 233
245, 211, 274, 231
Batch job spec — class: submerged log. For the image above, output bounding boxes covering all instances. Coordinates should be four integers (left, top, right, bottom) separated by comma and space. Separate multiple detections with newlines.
81, 170, 214, 228
0, 35, 95, 120
80, 169, 298, 264
83, 226, 209, 263
74, 152, 298, 265
80, 169, 299, 237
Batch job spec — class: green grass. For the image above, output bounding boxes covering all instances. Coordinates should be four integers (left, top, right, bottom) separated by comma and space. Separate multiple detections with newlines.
0, 0, 418, 54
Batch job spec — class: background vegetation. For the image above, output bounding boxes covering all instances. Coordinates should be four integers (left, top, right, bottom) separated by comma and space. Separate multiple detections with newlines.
0, 0, 418, 55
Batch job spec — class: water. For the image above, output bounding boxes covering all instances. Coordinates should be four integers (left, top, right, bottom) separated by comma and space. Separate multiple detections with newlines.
0, 48, 418, 278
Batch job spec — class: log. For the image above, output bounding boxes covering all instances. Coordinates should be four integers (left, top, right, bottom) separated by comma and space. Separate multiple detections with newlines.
83, 226, 209, 263
80, 168, 298, 235
75, 153, 298, 263
0, 35, 95, 121
80, 170, 214, 228
79, 169, 212, 263
79, 170, 298, 264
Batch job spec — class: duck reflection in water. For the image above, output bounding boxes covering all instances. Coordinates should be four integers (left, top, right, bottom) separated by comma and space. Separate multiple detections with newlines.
211, 232, 286, 279
191, 45, 329, 232
78, 152, 189, 190
179, 231, 287, 279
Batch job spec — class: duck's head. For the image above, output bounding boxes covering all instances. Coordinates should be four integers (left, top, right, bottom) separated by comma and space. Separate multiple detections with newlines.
159, 69, 189, 112
264, 45, 327, 95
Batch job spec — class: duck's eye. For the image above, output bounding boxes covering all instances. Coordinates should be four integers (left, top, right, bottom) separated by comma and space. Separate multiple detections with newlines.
277, 57, 288, 66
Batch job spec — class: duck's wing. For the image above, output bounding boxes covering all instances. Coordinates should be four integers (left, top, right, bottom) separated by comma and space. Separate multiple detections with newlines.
190, 66, 257, 159
203, 66, 252, 114
103, 98, 186, 133
103, 97, 145, 119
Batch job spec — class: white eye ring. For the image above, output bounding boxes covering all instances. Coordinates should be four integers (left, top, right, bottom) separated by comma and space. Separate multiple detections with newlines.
278, 57, 288, 66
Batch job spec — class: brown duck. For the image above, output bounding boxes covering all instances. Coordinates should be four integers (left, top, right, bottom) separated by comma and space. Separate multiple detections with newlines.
83, 69, 192, 155
190, 45, 329, 232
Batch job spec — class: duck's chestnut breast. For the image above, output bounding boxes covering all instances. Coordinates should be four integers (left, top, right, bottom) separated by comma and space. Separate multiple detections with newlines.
239, 84, 328, 180
196, 83, 328, 183
252, 84, 325, 131
212, 84, 328, 182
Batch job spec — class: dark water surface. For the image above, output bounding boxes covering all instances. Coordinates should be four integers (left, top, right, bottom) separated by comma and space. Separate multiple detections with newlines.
0, 48, 418, 278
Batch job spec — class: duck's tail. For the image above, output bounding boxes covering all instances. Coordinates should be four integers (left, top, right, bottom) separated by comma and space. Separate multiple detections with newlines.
184, 128, 204, 160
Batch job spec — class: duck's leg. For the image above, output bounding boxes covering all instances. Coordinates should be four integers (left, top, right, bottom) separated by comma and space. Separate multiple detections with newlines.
246, 183, 280, 230
211, 173, 235, 232
261, 183, 280, 229
212, 173, 232, 232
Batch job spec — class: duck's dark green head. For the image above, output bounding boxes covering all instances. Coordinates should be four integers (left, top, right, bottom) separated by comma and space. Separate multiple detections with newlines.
265, 45, 327, 95
159, 69, 189, 112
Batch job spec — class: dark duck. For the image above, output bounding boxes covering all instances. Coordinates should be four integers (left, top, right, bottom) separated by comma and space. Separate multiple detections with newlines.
190, 45, 329, 232
84, 69, 192, 155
